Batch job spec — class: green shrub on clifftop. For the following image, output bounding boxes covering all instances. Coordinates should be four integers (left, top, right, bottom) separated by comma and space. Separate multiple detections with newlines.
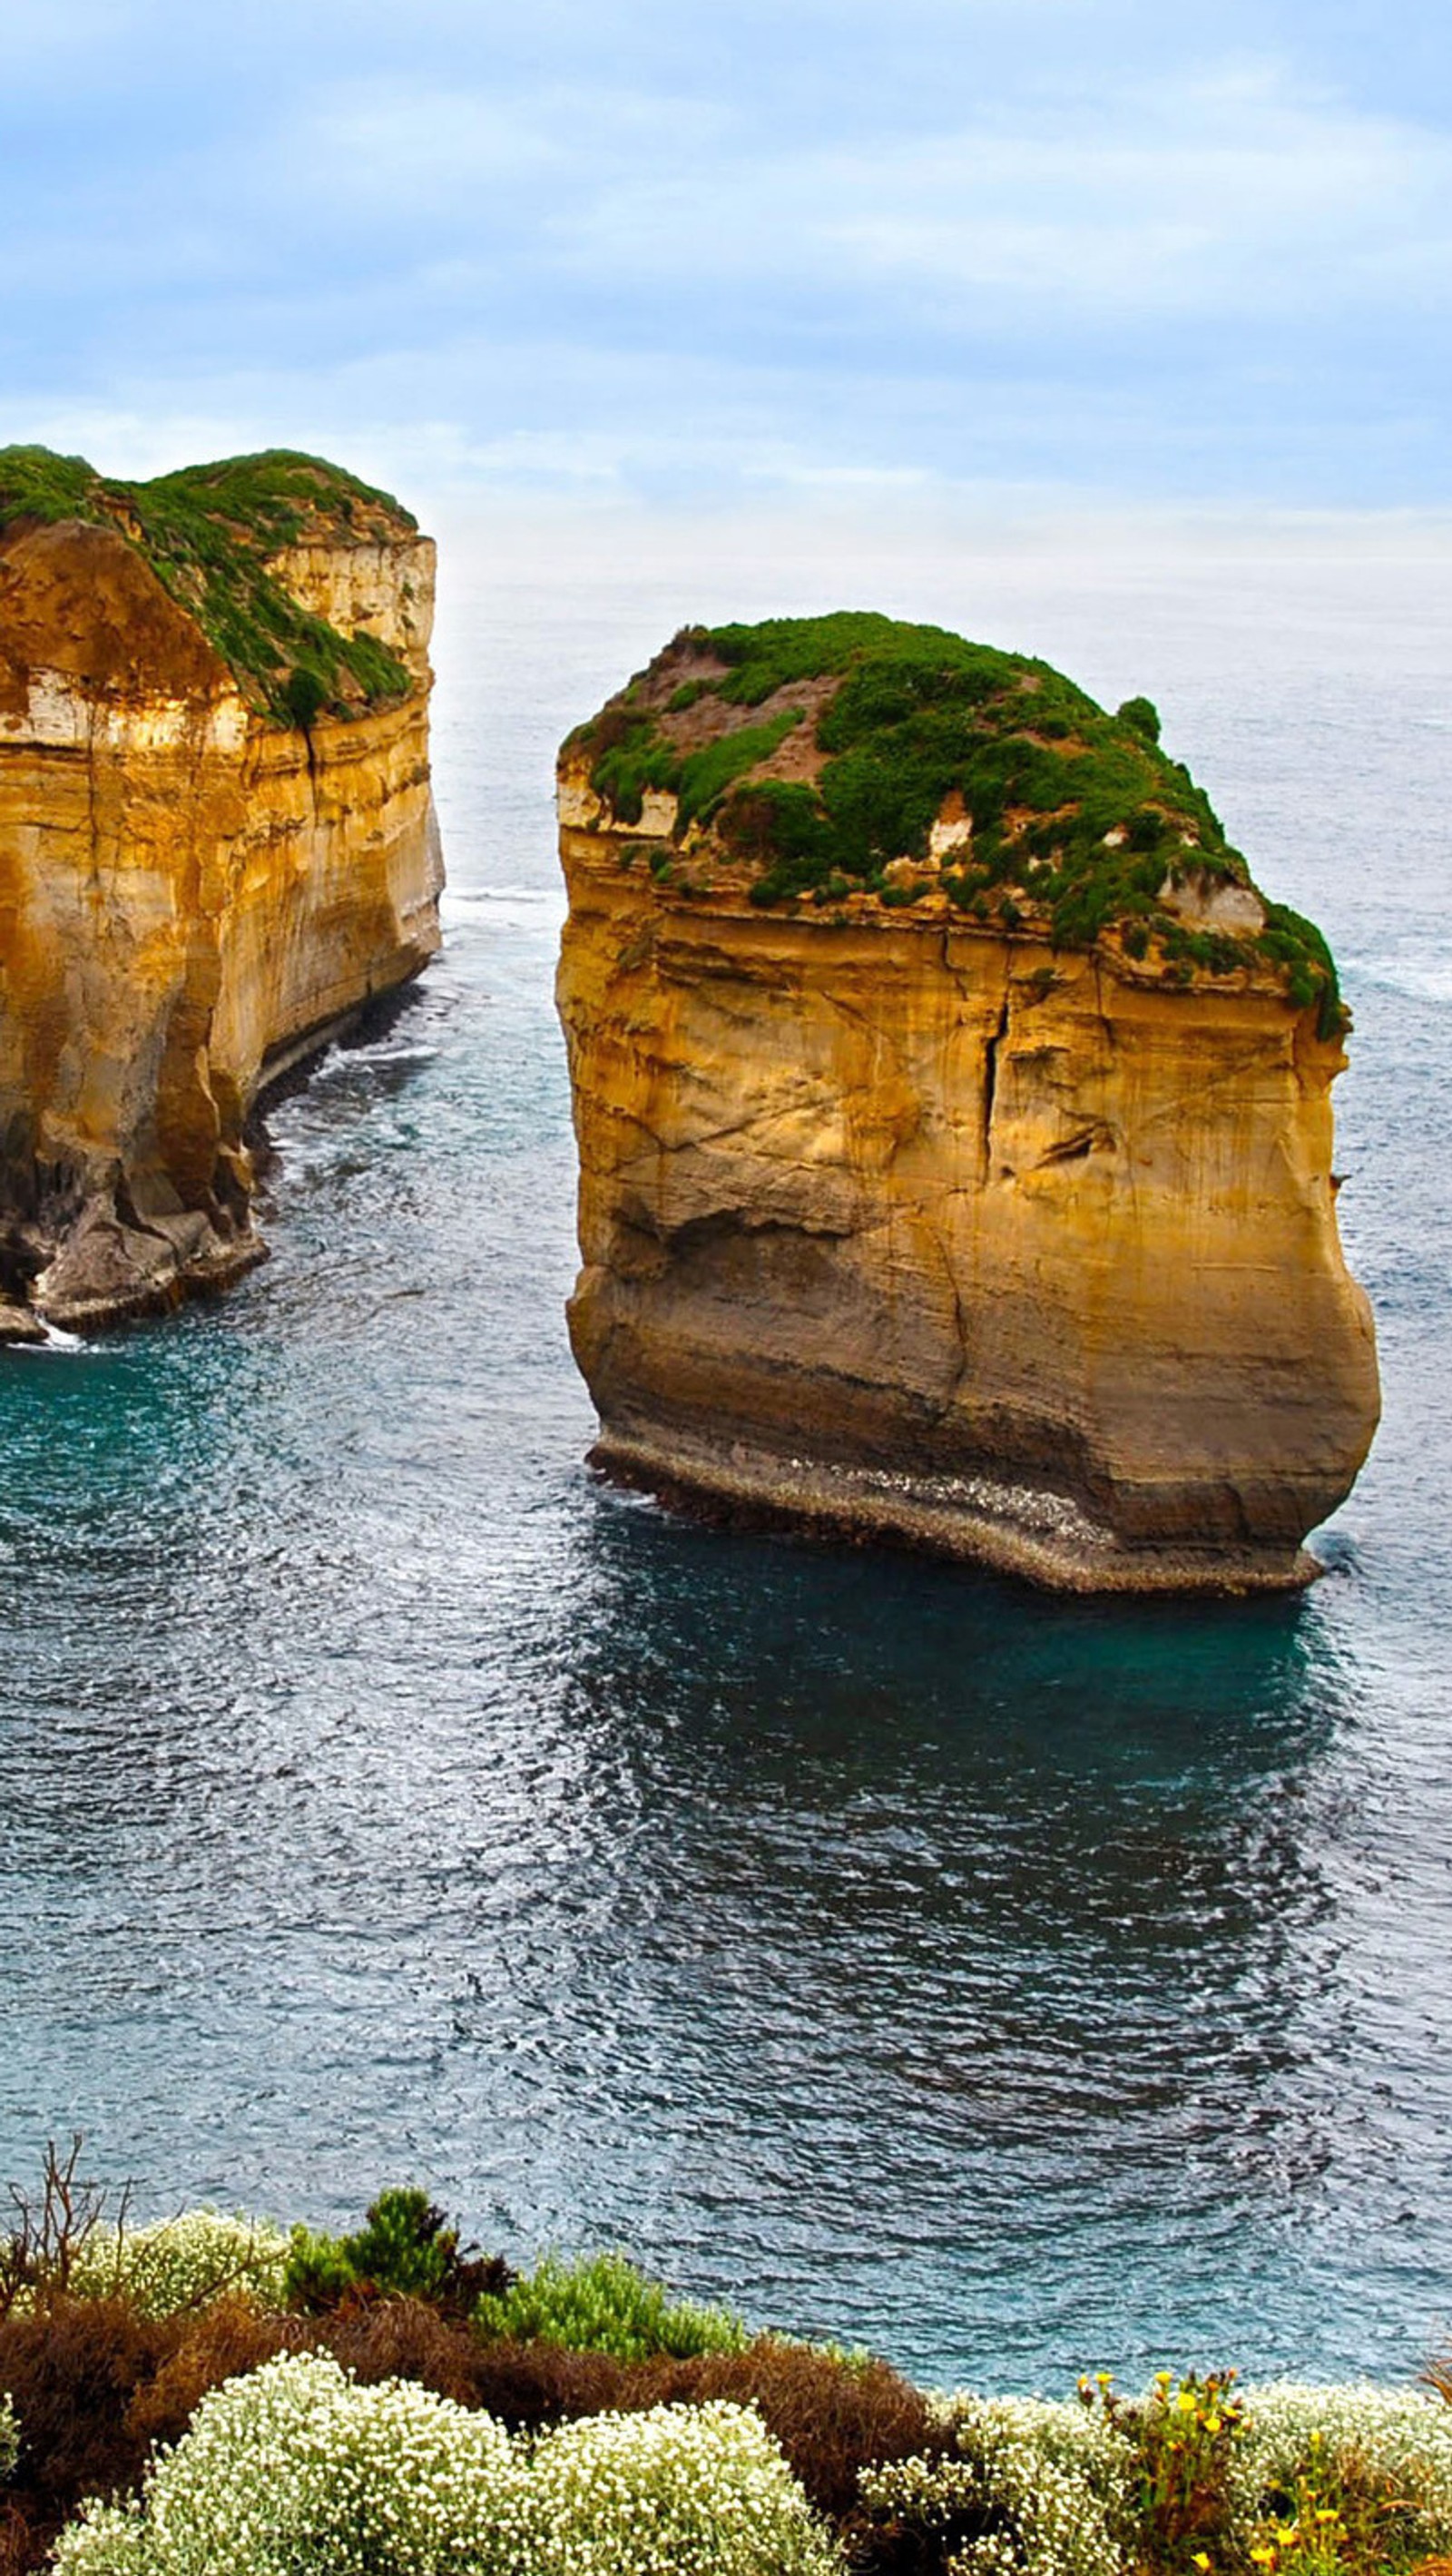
0, 444, 415, 725
567, 613, 1343, 1031
286, 2187, 509, 2317
472, 2248, 749, 2362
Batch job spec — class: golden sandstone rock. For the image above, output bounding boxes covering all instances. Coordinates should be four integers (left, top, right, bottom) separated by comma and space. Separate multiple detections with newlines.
0, 451, 442, 1329
556, 616, 1378, 1593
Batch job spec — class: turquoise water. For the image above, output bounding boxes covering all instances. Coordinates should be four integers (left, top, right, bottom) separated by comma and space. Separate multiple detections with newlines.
2, 519, 1449, 2392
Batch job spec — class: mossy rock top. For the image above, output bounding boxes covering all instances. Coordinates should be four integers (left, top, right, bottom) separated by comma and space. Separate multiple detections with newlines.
563, 612, 1341, 1033
0, 446, 420, 725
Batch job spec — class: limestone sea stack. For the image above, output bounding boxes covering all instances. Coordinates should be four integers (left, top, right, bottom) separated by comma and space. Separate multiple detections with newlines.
556, 614, 1379, 1594
0, 447, 443, 1330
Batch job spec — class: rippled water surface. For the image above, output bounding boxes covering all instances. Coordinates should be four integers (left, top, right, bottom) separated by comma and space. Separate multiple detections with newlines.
3, 516, 1450, 2391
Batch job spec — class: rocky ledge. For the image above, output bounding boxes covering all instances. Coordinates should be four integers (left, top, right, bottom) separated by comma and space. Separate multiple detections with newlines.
555, 613, 1379, 1595
0, 446, 443, 1331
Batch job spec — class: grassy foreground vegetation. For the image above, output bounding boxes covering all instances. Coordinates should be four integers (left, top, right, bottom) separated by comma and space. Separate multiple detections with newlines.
565, 614, 1342, 1037
1, 2155, 1450, 2576
0, 445, 415, 725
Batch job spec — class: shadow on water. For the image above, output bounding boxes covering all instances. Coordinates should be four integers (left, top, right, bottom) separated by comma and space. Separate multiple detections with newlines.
561, 1472, 1339, 1769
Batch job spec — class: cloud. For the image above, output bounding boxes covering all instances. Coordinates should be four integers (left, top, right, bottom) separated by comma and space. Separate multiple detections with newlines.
0, 9, 1448, 507
503, 56, 1452, 331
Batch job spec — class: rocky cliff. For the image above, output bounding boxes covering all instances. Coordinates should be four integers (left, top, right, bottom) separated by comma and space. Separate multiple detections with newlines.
0, 447, 443, 1332
556, 615, 1379, 1594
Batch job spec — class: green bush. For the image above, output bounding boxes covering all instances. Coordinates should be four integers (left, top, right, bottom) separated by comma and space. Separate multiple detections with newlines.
280, 666, 327, 731
1259, 901, 1344, 1039
473, 2250, 748, 2363
674, 710, 800, 831
286, 2188, 506, 2318
1116, 695, 1162, 744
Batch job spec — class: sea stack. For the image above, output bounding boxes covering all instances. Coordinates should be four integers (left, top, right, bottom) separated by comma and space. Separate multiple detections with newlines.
0, 447, 443, 1329
555, 614, 1379, 1594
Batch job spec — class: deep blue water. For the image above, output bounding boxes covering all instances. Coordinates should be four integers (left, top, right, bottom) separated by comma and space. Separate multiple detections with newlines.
2, 517, 1450, 2394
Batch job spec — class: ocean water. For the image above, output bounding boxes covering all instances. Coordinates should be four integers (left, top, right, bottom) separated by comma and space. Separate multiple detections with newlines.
2, 506, 1450, 2394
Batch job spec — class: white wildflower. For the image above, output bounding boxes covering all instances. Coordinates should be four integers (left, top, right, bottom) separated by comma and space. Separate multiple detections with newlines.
67, 2210, 289, 2318
51, 2355, 846, 2576
861, 2393, 1133, 2576
528, 2399, 843, 2576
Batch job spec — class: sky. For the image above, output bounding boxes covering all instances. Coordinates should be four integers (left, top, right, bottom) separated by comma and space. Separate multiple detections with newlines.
1, 0, 1449, 523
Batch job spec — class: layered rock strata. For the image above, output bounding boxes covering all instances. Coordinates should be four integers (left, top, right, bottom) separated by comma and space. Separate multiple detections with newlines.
0, 450, 443, 1329
556, 615, 1379, 1593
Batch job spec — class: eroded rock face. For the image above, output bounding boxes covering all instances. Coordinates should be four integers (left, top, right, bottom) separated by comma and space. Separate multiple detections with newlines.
0, 479, 442, 1328
556, 621, 1379, 1595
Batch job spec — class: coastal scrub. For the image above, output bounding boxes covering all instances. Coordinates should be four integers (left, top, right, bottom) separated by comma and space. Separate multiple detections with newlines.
49, 2355, 842, 2576
472, 2249, 748, 2361
0, 445, 415, 723
8, 2175, 1452, 2576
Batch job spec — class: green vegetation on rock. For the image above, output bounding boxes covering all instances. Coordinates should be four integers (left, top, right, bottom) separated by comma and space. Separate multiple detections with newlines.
473, 2248, 749, 2362
0, 444, 416, 725
566, 612, 1343, 1035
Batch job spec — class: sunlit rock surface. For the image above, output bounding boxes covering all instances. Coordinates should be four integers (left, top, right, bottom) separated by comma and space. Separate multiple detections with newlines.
556, 616, 1378, 1594
0, 451, 442, 1326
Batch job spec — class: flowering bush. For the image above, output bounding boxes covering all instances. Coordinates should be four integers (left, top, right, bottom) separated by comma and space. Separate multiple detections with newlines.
859, 2394, 1134, 2576
1079, 2368, 1245, 2566
66, 2210, 289, 2318
1228, 2381, 1452, 2571
527, 2398, 844, 2575
0, 2391, 18, 2481
51, 2353, 844, 2576
51, 2351, 525, 2576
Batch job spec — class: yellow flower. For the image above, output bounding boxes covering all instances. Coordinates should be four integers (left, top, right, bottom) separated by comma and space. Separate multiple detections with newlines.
1192, 2554, 1212, 2570
1205, 2415, 1221, 2433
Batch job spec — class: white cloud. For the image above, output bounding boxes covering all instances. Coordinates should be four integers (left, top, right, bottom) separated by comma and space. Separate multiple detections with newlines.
533, 56, 1452, 326
283, 81, 571, 206
3, 19, 1448, 508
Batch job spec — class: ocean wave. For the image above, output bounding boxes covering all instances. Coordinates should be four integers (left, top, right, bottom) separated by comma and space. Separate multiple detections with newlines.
441, 886, 562, 921
1346, 953, 1452, 1004
4, 1321, 86, 1356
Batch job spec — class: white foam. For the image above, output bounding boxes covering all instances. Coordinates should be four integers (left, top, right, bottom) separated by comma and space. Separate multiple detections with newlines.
441, 885, 559, 919
1349, 953, 1452, 1005
4, 1320, 86, 1355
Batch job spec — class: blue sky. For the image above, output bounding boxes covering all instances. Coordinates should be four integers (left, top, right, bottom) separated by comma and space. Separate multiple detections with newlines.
3, 0, 1448, 514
